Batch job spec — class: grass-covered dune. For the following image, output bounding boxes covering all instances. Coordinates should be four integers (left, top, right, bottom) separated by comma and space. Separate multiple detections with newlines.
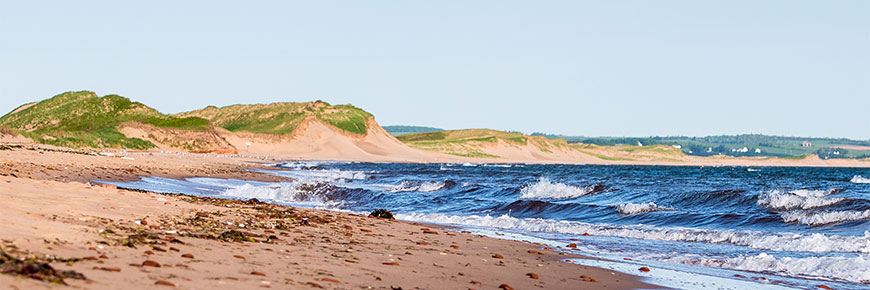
397, 129, 570, 158
0, 91, 211, 149
176, 101, 374, 135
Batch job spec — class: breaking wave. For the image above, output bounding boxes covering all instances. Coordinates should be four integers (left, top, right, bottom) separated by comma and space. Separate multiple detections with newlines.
395, 212, 870, 254
266, 168, 367, 182
667, 253, 870, 284
852, 175, 870, 184
781, 210, 870, 226
520, 177, 599, 199
616, 202, 673, 215
757, 189, 844, 210
388, 180, 455, 193
221, 182, 343, 208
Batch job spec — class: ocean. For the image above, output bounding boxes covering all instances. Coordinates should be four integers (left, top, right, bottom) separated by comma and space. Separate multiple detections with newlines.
104, 162, 870, 289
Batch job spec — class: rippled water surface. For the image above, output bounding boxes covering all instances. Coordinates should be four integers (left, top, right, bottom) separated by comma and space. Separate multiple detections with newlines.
106, 162, 870, 289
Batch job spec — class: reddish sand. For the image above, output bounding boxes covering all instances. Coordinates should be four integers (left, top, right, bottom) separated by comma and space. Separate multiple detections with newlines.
0, 145, 658, 290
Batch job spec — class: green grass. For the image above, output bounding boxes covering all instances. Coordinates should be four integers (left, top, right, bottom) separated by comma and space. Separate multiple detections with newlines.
574, 149, 634, 161
0, 91, 210, 149
178, 101, 374, 135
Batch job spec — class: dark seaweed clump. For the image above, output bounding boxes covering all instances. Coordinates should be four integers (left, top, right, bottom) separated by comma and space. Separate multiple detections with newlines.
369, 209, 394, 219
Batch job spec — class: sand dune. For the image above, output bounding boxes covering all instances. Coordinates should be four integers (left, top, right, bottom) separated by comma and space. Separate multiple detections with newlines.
218, 117, 460, 162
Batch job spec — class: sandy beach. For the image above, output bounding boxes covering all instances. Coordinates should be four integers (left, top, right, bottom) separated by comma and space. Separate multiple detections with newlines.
0, 144, 658, 290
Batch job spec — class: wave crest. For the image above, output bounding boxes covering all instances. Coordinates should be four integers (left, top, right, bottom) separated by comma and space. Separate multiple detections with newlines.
388, 180, 455, 193
852, 175, 870, 184
395, 212, 870, 254
520, 178, 598, 199
616, 202, 673, 215
781, 209, 870, 226
757, 189, 844, 210
667, 253, 870, 284
222, 182, 342, 208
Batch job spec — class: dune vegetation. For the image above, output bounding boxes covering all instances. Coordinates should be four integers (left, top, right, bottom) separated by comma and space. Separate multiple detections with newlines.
0, 91, 210, 149
176, 101, 374, 135
397, 129, 569, 158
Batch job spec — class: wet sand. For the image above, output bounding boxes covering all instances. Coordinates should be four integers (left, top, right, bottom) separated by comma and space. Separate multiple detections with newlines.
0, 145, 658, 289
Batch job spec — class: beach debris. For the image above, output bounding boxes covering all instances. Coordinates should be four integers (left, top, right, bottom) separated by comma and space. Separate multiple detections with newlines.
306, 281, 324, 288
154, 280, 176, 287
251, 271, 266, 276
320, 277, 340, 283
142, 260, 161, 267
94, 266, 121, 272
0, 249, 87, 285
369, 209, 395, 219
220, 230, 256, 242
580, 275, 597, 282
382, 262, 400, 266
470, 280, 481, 285
526, 272, 539, 279
492, 254, 504, 259
498, 283, 514, 290
638, 266, 650, 272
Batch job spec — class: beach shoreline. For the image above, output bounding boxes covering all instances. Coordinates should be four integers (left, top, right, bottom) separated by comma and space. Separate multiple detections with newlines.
0, 144, 660, 290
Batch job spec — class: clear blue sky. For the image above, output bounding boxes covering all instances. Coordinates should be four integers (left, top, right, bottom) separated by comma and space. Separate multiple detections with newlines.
1, 1, 868, 139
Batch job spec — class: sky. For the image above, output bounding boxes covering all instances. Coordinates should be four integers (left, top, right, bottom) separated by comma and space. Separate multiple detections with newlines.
1, 1, 868, 139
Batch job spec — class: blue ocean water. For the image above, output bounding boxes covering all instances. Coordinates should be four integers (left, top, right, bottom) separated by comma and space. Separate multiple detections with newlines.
105, 162, 870, 289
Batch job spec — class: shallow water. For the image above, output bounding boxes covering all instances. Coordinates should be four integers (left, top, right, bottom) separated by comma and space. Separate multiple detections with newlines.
104, 162, 870, 289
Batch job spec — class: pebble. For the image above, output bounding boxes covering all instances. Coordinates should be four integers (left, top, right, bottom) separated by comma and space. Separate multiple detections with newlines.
817, 286, 832, 290
251, 271, 266, 276
306, 282, 323, 288
382, 262, 400, 266
526, 272, 539, 279
154, 280, 175, 287
142, 260, 161, 267
320, 277, 340, 283
498, 284, 514, 290
470, 281, 481, 285
638, 267, 650, 272
566, 243, 577, 248
580, 275, 597, 282
492, 254, 504, 259
181, 253, 194, 259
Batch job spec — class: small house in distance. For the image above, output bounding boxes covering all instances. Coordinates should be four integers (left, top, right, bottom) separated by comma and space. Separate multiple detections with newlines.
802, 141, 813, 147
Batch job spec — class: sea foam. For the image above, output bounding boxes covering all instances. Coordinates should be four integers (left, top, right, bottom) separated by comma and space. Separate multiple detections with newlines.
757, 189, 844, 210
667, 253, 870, 284
221, 182, 342, 208
852, 175, 870, 184
616, 202, 673, 215
781, 209, 870, 226
520, 177, 595, 199
388, 181, 451, 193
395, 212, 870, 254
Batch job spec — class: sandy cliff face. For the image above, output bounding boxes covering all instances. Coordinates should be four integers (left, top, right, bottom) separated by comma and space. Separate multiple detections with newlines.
217, 117, 457, 162
118, 122, 237, 154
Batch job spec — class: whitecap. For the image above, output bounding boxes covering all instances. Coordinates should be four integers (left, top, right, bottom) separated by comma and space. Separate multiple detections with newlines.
395, 212, 870, 254
387, 181, 449, 193
781, 210, 870, 226
221, 182, 342, 208
520, 177, 595, 199
757, 189, 844, 210
616, 202, 674, 215
667, 253, 870, 284
852, 175, 870, 184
